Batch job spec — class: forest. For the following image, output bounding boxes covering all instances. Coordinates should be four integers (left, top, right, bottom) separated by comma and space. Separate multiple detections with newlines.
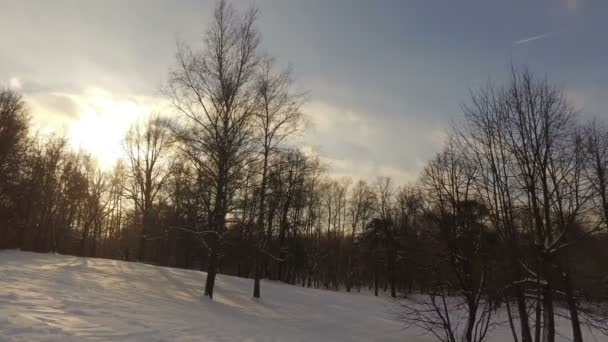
1, 1, 607, 342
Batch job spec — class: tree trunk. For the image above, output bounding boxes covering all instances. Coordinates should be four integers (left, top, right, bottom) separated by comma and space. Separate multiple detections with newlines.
374, 266, 379, 296
515, 284, 533, 342
204, 250, 217, 299
387, 249, 397, 298
464, 301, 478, 342
80, 237, 86, 257
560, 264, 583, 342
253, 251, 261, 298
345, 257, 352, 293
535, 295, 542, 342
506, 301, 520, 342
138, 211, 148, 262
541, 283, 555, 342
253, 220, 263, 299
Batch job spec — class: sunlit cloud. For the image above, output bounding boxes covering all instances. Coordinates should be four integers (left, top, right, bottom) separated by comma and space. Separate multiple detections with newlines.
27, 87, 168, 170
299, 100, 442, 183
9, 77, 22, 89
1, 77, 22, 90
320, 156, 420, 185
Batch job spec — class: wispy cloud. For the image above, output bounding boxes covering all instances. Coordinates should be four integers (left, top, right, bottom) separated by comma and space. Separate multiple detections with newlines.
514, 32, 555, 45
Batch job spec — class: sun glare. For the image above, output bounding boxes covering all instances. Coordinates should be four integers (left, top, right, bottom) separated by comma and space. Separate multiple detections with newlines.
69, 88, 149, 170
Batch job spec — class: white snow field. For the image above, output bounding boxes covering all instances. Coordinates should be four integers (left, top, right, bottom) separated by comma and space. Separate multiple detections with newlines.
0, 250, 605, 342
0, 250, 408, 341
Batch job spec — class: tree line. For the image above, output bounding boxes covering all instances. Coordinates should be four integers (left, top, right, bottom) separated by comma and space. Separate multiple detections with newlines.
400, 68, 608, 342
0, 1, 607, 341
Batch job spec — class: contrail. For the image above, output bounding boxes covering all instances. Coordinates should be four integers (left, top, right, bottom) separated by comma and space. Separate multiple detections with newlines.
514, 32, 555, 45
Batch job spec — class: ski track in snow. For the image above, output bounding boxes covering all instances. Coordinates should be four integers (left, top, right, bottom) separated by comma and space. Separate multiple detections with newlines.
0, 250, 605, 342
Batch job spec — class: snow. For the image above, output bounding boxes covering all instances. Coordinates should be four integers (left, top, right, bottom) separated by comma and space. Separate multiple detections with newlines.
0, 250, 409, 341
0, 250, 605, 342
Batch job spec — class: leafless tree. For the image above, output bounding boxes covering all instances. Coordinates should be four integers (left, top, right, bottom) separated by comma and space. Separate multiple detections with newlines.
585, 119, 608, 227
251, 56, 305, 298
502, 68, 583, 342
456, 67, 605, 342
167, 0, 260, 298
0, 89, 29, 177
345, 179, 374, 291
374, 176, 394, 221
124, 115, 173, 262
409, 142, 495, 342
0, 89, 29, 246
458, 78, 534, 342
77, 155, 109, 257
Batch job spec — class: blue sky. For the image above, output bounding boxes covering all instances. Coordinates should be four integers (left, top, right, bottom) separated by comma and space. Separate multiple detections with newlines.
0, 0, 606, 181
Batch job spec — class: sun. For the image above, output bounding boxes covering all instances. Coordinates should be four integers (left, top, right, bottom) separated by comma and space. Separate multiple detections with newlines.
27, 87, 169, 171
68, 88, 150, 170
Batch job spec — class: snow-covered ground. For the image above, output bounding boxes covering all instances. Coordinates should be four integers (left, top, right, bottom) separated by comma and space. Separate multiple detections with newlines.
0, 250, 409, 341
0, 250, 605, 342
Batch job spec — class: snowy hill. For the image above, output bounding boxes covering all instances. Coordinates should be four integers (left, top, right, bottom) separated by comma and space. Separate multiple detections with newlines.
0, 250, 409, 341
0, 251, 605, 342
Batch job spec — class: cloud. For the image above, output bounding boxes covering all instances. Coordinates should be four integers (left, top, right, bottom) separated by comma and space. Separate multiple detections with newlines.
27, 93, 81, 119
567, 91, 587, 111
1, 77, 22, 89
304, 101, 336, 131
9, 77, 21, 89
300, 100, 444, 184
320, 156, 420, 185
24, 86, 169, 169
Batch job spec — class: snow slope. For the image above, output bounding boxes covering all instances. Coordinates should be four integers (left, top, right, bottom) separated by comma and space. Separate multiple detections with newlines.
0, 250, 409, 341
0, 250, 605, 341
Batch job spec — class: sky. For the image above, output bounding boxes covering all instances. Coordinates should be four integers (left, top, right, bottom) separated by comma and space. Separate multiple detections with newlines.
0, 0, 607, 183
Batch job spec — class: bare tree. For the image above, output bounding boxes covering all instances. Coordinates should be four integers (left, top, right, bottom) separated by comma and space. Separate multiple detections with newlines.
0, 89, 29, 246
459, 79, 534, 342
374, 176, 394, 221
409, 142, 495, 342
457, 67, 603, 342
345, 179, 374, 292
78, 155, 109, 257
0, 89, 29, 177
502, 68, 581, 342
251, 56, 305, 298
585, 119, 608, 227
103, 161, 127, 258
394, 184, 423, 293
124, 115, 173, 262
167, 0, 260, 299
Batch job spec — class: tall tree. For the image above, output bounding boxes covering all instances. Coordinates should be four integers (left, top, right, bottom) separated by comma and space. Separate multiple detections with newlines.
0, 89, 29, 247
411, 143, 493, 342
252, 56, 304, 298
345, 180, 374, 292
167, 0, 260, 299
457, 67, 594, 342
124, 116, 173, 262
585, 119, 608, 226
459, 79, 534, 342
